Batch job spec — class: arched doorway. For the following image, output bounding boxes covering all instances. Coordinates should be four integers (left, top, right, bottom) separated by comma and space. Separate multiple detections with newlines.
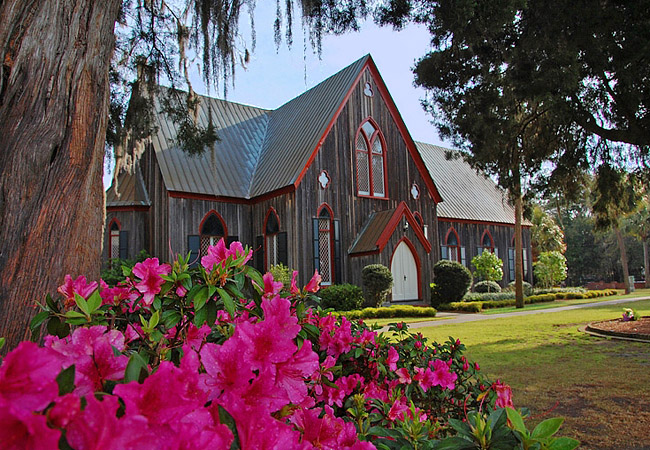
391, 240, 419, 301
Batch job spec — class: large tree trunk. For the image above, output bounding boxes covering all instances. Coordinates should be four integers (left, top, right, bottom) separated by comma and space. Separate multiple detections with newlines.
514, 181, 525, 308
614, 225, 631, 294
0, 0, 121, 351
643, 238, 650, 289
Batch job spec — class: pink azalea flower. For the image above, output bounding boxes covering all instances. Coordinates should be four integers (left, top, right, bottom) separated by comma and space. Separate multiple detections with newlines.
388, 398, 409, 421
99, 281, 133, 307
475, 362, 480, 371
0, 341, 62, 412
493, 380, 514, 409
430, 359, 458, 391
304, 270, 322, 293
0, 398, 61, 450
395, 368, 412, 384
275, 340, 319, 404
48, 393, 81, 428
58, 274, 98, 308
290, 271, 300, 295
132, 258, 171, 306
262, 272, 283, 298
201, 239, 252, 272
413, 366, 436, 392
386, 346, 399, 371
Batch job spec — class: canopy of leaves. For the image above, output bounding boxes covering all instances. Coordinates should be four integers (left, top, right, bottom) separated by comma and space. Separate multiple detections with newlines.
534, 251, 567, 288
531, 205, 566, 257
471, 251, 504, 283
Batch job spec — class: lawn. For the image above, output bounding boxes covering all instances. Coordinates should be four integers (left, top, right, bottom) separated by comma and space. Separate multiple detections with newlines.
404, 298, 650, 449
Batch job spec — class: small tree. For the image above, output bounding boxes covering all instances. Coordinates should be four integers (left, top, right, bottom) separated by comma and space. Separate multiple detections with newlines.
471, 251, 504, 291
534, 251, 568, 288
361, 264, 393, 307
431, 260, 473, 307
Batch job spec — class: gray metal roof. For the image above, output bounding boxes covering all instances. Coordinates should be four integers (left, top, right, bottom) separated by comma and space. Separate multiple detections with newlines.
106, 165, 150, 207
150, 56, 369, 199
416, 142, 523, 225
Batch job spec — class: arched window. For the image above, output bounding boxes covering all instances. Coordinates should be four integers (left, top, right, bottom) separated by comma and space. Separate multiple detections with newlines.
441, 228, 466, 266
109, 219, 121, 260
200, 211, 226, 256
262, 208, 288, 270
316, 206, 333, 285
355, 118, 387, 198
478, 230, 495, 254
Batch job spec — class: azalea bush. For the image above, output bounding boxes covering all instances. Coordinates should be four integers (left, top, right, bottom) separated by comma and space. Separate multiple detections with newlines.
0, 239, 577, 449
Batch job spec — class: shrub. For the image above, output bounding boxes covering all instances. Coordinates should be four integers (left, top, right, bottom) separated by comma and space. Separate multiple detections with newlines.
319, 283, 364, 311
339, 305, 437, 320
464, 291, 515, 302
534, 251, 568, 288
361, 264, 393, 307
269, 263, 294, 289
439, 301, 483, 312
506, 281, 534, 296
10, 239, 576, 450
101, 249, 149, 286
471, 251, 504, 283
431, 260, 472, 307
474, 280, 502, 293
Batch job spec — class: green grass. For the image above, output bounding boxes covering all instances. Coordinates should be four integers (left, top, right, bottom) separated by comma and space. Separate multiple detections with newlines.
408, 298, 650, 449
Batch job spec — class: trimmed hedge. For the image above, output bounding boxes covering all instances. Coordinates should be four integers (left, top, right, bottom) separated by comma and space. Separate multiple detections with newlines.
473, 280, 502, 293
319, 284, 364, 311
439, 289, 617, 312
431, 260, 473, 307
336, 305, 437, 320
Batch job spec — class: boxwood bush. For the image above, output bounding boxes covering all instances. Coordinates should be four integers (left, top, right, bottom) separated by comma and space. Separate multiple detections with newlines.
361, 264, 393, 307
318, 283, 364, 311
338, 305, 437, 320
473, 280, 502, 293
506, 281, 533, 296
431, 260, 473, 307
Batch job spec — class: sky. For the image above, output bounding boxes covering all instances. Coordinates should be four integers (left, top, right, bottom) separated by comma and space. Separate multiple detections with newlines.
189, 3, 445, 146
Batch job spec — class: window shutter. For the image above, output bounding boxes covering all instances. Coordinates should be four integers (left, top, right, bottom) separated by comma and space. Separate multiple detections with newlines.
255, 235, 264, 272
441, 246, 448, 260
278, 232, 288, 266
312, 218, 320, 273
495, 247, 499, 258
508, 248, 515, 281
226, 235, 239, 246
523, 249, 529, 278
119, 231, 128, 259
461, 247, 466, 266
334, 219, 341, 283
188, 235, 200, 268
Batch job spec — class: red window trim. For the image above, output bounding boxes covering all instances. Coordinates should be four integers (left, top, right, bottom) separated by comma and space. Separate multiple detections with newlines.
199, 210, 228, 238
355, 117, 388, 199
108, 218, 121, 260
480, 229, 495, 252
444, 227, 462, 262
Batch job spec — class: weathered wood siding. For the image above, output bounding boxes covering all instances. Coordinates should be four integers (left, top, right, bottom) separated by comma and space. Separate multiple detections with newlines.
103, 211, 148, 262
292, 68, 438, 301
140, 143, 169, 261
438, 220, 533, 285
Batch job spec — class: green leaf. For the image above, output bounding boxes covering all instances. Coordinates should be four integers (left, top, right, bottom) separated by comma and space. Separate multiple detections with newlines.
505, 408, 527, 434
124, 353, 149, 383
153, 297, 162, 310
548, 437, 581, 450
56, 365, 76, 395
242, 265, 264, 291
433, 436, 478, 450
86, 290, 102, 313
217, 288, 235, 317
64, 311, 87, 319
0, 337, 5, 350
194, 305, 208, 327
45, 294, 59, 312
193, 286, 209, 311
162, 310, 182, 329
30, 310, 50, 332
74, 294, 90, 315
149, 310, 160, 329
122, 265, 132, 277
225, 283, 245, 300
218, 405, 241, 450
206, 301, 217, 327
532, 417, 564, 439
47, 317, 70, 338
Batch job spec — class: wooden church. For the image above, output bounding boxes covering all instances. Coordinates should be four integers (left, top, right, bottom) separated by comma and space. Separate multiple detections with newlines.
105, 55, 532, 304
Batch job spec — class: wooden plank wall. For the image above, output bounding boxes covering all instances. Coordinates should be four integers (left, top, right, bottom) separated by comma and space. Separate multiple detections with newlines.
140, 144, 170, 262
102, 210, 148, 262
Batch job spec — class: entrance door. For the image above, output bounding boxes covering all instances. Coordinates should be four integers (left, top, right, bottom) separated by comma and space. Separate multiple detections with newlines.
391, 241, 419, 301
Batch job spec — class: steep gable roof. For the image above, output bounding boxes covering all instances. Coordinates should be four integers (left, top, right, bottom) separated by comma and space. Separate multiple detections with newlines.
417, 142, 529, 226
143, 55, 441, 202
106, 165, 150, 208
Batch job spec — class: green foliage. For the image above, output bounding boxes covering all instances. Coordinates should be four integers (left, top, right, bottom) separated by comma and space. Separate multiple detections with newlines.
534, 251, 568, 288
471, 251, 504, 284
319, 284, 364, 311
101, 249, 150, 287
269, 263, 295, 295
338, 305, 437, 320
440, 290, 616, 312
464, 291, 516, 302
361, 264, 393, 308
431, 260, 472, 307
506, 281, 533, 296
474, 281, 502, 294
531, 205, 567, 256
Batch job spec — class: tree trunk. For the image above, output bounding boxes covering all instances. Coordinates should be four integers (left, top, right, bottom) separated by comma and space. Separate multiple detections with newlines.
0, 0, 121, 351
641, 236, 650, 289
514, 178, 524, 308
614, 225, 631, 294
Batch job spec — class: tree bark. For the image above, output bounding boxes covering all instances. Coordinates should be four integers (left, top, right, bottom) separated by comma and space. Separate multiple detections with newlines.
513, 177, 524, 308
614, 225, 631, 294
0, 0, 121, 351
644, 238, 650, 289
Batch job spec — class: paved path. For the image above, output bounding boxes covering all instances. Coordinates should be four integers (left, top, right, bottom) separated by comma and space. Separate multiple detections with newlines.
386, 295, 650, 331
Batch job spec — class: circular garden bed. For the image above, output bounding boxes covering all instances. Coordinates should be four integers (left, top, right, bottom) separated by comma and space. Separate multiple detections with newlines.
585, 317, 650, 342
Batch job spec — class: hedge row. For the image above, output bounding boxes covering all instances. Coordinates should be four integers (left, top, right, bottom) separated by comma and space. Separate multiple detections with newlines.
439, 289, 617, 312
336, 305, 437, 320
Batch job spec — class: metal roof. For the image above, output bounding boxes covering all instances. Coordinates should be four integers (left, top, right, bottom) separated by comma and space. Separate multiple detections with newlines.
416, 142, 525, 225
348, 209, 395, 254
106, 165, 150, 207
150, 56, 369, 199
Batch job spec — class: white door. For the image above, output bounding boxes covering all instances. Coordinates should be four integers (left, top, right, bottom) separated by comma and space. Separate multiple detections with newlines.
391, 241, 419, 301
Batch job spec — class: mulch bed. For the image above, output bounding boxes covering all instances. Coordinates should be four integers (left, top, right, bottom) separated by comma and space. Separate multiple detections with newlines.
585, 316, 650, 341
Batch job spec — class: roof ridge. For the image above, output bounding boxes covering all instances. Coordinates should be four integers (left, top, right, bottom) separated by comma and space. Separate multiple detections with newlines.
244, 109, 272, 198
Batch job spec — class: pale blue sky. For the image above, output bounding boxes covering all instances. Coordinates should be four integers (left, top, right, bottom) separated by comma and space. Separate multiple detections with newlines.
189, 4, 445, 146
